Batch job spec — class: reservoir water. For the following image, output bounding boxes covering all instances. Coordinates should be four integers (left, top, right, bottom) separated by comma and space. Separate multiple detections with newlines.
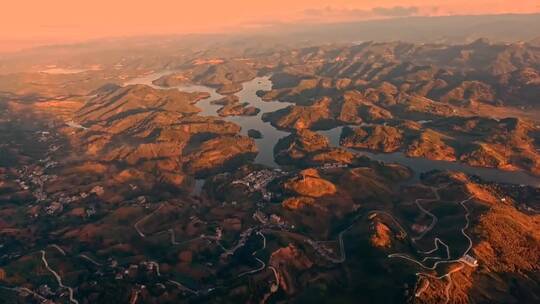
126, 73, 540, 188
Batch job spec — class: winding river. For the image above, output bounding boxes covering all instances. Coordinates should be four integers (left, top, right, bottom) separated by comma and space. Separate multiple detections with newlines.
126, 72, 540, 188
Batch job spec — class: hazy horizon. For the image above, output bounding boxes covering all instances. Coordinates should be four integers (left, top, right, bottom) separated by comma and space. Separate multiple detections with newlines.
1, 0, 539, 52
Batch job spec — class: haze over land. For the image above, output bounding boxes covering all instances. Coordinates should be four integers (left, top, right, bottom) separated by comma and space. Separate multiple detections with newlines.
1, 0, 540, 52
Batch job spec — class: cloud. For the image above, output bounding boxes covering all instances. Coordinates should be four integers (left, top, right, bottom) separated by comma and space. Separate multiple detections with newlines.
241, 5, 427, 31
302, 5, 420, 22
303, 6, 372, 19
372, 6, 420, 17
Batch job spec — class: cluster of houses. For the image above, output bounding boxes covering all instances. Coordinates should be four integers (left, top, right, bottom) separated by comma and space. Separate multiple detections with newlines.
14, 162, 100, 219
317, 162, 349, 170
231, 169, 287, 202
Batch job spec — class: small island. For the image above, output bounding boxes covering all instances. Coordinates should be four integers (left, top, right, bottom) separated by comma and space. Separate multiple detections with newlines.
247, 129, 263, 139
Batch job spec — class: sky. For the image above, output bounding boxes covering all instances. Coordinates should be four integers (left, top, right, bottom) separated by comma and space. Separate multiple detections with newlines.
1, 0, 539, 51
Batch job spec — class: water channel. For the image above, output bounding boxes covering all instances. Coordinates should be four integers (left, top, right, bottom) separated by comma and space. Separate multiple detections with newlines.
126, 72, 540, 188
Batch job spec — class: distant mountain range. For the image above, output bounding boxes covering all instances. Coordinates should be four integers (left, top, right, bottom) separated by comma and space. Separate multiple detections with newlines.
271, 13, 540, 45
2, 13, 539, 55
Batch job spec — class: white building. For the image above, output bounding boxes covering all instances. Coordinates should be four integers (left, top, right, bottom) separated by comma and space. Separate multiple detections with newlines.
460, 254, 478, 267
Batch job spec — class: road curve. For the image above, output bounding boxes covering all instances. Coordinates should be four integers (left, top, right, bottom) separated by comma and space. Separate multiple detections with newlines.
134, 204, 165, 238
78, 254, 102, 266
389, 193, 476, 304
40, 250, 79, 304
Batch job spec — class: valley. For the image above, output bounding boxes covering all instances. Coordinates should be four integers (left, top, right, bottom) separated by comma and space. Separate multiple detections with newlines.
0, 37, 539, 303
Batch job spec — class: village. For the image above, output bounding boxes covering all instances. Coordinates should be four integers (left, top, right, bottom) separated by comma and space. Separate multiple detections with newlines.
231, 168, 287, 202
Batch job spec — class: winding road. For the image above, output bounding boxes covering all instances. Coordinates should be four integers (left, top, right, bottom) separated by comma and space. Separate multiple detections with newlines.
40, 250, 79, 304
49, 244, 66, 256
168, 280, 199, 296
416, 263, 465, 304
310, 210, 408, 264
78, 254, 102, 266
0, 285, 48, 302
134, 204, 165, 238
368, 210, 408, 239
148, 261, 161, 276
237, 231, 267, 277
411, 185, 445, 242
388, 193, 476, 303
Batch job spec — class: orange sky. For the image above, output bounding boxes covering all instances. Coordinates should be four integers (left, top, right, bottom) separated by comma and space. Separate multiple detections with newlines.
1, 0, 539, 50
